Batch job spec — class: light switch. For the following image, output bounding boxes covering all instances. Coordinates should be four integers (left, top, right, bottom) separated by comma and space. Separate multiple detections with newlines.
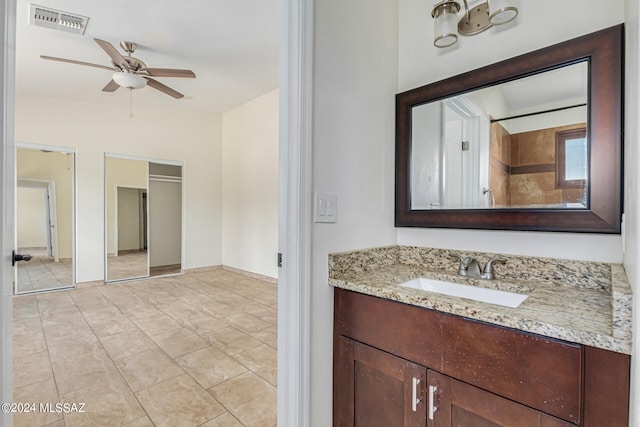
314, 192, 337, 223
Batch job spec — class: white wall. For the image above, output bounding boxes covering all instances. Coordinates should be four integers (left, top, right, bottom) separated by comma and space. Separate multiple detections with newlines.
15, 95, 223, 283
222, 89, 279, 279
310, 0, 398, 425
397, 2, 625, 258
624, 0, 640, 424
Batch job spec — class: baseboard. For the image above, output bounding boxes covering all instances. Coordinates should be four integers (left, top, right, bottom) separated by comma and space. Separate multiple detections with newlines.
221, 265, 278, 285
183, 265, 223, 274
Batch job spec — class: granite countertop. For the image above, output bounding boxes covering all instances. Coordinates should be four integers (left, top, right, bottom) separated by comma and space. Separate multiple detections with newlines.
328, 246, 632, 354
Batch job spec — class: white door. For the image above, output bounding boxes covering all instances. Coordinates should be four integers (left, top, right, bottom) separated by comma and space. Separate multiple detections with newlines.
1, 0, 17, 424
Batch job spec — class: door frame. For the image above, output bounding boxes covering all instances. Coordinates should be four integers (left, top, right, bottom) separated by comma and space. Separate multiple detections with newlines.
16, 179, 57, 260
1, 0, 16, 424
277, 0, 314, 425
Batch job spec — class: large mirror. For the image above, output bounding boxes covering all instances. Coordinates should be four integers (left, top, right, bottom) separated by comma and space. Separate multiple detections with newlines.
16, 145, 75, 293
105, 156, 183, 282
396, 25, 622, 233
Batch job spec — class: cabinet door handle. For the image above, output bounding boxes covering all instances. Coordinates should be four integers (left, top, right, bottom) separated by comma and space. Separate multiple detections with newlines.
411, 377, 421, 412
428, 385, 438, 420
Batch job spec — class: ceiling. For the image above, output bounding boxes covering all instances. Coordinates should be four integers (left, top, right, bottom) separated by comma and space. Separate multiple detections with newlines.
15, 0, 280, 113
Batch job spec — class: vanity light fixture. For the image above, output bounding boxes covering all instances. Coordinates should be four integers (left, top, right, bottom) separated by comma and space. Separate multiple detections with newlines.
432, 0, 519, 48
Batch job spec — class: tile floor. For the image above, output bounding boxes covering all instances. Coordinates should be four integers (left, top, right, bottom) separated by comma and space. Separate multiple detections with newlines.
16, 248, 73, 294
107, 251, 182, 282
12, 269, 278, 427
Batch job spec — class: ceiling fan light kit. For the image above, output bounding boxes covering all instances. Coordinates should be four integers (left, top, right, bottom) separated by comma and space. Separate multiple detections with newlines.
112, 72, 146, 89
40, 38, 196, 99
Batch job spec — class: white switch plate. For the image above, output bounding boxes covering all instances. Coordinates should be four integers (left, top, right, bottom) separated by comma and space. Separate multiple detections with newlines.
314, 192, 337, 223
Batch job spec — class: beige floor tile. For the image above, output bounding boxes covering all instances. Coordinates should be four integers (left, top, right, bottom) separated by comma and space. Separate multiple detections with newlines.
46, 331, 102, 361
202, 327, 263, 356
41, 312, 92, 339
123, 416, 156, 426
200, 412, 244, 427
13, 378, 62, 427
99, 329, 158, 360
181, 313, 228, 334
41, 420, 65, 427
115, 347, 185, 391
12, 269, 278, 427
225, 312, 270, 334
79, 306, 122, 323
13, 351, 53, 389
13, 299, 40, 320
249, 325, 277, 349
132, 313, 182, 336
13, 330, 47, 358
13, 317, 43, 336
51, 350, 120, 395
176, 347, 247, 389
209, 372, 276, 427
151, 327, 209, 358
86, 314, 139, 338
241, 302, 276, 318
233, 344, 277, 386
61, 376, 145, 427
136, 374, 226, 427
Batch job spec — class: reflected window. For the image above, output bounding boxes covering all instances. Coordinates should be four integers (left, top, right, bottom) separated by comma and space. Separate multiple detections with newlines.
556, 128, 587, 188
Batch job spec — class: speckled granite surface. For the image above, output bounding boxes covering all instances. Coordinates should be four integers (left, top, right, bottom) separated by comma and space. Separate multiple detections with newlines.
329, 246, 632, 354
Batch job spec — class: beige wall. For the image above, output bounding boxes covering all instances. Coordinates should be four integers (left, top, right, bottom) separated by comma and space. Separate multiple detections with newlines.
222, 89, 279, 279
16, 186, 47, 248
15, 95, 223, 283
16, 149, 73, 259
105, 157, 147, 255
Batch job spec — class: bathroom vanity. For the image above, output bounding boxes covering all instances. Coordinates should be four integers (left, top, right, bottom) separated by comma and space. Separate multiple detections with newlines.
330, 246, 632, 427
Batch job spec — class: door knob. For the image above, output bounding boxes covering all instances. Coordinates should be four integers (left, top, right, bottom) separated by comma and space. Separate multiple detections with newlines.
12, 250, 32, 266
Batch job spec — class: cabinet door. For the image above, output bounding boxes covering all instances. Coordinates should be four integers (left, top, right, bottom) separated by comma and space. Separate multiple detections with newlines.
427, 371, 575, 427
335, 337, 427, 427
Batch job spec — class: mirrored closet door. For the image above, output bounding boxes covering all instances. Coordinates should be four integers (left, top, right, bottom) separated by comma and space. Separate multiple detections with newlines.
16, 146, 75, 294
105, 155, 182, 282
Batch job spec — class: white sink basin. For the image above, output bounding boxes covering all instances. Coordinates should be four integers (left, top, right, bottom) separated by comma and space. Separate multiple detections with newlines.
398, 277, 528, 308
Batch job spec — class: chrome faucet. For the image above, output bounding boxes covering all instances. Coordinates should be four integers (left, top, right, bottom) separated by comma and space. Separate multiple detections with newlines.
452, 256, 506, 280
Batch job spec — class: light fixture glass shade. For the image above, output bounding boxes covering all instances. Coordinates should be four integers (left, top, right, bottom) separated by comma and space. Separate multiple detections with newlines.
489, 0, 518, 25
432, 1, 460, 48
112, 72, 147, 89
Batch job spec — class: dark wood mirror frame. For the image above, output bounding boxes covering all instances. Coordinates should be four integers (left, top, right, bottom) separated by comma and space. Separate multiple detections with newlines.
395, 24, 623, 233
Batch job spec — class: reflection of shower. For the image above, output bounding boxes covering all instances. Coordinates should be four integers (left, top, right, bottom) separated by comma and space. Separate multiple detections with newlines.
483, 187, 495, 208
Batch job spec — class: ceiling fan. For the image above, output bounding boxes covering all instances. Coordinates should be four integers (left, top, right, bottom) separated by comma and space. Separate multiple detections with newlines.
41, 38, 196, 99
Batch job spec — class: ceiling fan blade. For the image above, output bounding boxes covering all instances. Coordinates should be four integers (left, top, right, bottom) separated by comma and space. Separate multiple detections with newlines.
145, 77, 184, 99
141, 68, 196, 78
102, 79, 120, 92
94, 38, 130, 70
40, 55, 116, 72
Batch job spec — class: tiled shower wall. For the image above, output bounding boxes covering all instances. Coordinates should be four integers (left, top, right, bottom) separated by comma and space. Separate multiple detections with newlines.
489, 122, 586, 206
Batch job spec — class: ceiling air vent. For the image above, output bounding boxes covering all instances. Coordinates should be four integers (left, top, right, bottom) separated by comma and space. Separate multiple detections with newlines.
29, 4, 89, 35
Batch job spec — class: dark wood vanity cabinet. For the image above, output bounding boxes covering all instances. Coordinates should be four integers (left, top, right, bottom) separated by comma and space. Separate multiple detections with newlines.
333, 289, 630, 427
